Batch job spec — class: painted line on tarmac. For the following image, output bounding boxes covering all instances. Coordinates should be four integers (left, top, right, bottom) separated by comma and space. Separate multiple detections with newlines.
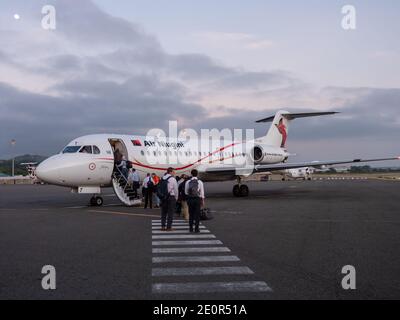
152, 222, 189, 226
152, 226, 205, 230
152, 220, 186, 223
88, 210, 159, 218
152, 234, 216, 240
152, 230, 210, 234
152, 255, 240, 263
152, 240, 223, 246
153, 247, 231, 254
152, 281, 272, 294
152, 266, 254, 277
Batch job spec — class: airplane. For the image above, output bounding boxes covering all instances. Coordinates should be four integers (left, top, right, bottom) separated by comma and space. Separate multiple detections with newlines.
36, 110, 400, 206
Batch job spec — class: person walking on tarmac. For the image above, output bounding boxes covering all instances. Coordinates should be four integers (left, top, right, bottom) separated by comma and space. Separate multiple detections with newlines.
128, 168, 140, 198
152, 173, 161, 208
158, 168, 178, 231
178, 174, 190, 221
185, 169, 205, 233
142, 173, 154, 209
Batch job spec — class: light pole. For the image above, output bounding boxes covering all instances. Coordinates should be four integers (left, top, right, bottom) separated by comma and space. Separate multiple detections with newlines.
10, 139, 16, 177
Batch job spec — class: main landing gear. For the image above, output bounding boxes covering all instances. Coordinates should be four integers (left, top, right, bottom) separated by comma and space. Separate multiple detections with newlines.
232, 177, 249, 197
90, 195, 104, 207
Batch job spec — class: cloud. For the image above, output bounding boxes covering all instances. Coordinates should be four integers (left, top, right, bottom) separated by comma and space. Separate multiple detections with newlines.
194, 32, 274, 50
0, 0, 399, 163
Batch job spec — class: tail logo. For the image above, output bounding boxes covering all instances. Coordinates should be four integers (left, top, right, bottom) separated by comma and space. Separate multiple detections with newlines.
275, 118, 287, 148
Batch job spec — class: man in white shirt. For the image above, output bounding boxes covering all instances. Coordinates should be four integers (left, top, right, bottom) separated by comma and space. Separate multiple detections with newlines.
160, 167, 178, 231
185, 169, 205, 233
128, 168, 140, 197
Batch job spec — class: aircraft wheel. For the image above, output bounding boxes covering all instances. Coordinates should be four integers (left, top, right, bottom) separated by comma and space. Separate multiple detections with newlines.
90, 196, 103, 206
239, 185, 249, 197
233, 185, 241, 197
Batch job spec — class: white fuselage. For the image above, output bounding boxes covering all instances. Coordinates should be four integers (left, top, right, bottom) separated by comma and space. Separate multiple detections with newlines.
36, 134, 288, 189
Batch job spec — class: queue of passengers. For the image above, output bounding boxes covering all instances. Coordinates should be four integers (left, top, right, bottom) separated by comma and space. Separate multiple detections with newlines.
113, 149, 205, 233
157, 168, 205, 233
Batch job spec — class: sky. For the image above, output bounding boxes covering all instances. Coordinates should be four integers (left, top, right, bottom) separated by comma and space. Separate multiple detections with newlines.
0, 0, 399, 165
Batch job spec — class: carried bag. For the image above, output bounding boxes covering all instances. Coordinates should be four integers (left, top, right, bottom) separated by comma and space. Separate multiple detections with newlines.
188, 179, 200, 198
157, 176, 172, 201
200, 208, 213, 220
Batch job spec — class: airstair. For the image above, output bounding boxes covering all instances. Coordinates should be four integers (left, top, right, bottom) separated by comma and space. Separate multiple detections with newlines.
112, 168, 142, 207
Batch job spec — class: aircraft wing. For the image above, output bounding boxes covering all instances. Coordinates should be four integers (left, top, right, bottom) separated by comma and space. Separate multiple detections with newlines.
204, 157, 400, 175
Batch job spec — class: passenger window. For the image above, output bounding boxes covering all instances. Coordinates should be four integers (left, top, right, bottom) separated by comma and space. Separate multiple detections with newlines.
80, 146, 92, 154
93, 146, 101, 154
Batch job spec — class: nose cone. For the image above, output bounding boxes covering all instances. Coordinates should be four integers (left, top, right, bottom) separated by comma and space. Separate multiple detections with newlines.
36, 156, 60, 184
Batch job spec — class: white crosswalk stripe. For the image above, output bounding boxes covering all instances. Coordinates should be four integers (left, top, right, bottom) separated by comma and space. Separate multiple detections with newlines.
152, 247, 231, 254
152, 281, 272, 294
152, 230, 210, 234
152, 220, 186, 223
152, 226, 205, 230
152, 240, 223, 246
150, 219, 272, 295
152, 255, 240, 263
152, 234, 216, 240
152, 266, 254, 277
152, 222, 188, 225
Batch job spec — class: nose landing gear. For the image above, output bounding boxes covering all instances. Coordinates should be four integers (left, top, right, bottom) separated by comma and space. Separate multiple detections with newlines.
90, 196, 104, 206
232, 177, 250, 197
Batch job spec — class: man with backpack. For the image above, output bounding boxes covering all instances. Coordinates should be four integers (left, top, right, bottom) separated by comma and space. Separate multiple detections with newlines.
185, 169, 205, 233
142, 173, 155, 209
157, 168, 178, 231
178, 174, 190, 221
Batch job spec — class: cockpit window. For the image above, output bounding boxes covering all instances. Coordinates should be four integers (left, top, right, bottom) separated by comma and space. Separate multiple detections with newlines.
79, 146, 93, 154
93, 146, 101, 154
62, 146, 81, 154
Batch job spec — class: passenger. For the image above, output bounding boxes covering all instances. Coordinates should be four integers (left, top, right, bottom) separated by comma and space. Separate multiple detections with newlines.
114, 149, 123, 167
178, 174, 190, 222
142, 173, 154, 209
128, 168, 140, 198
120, 156, 129, 179
159, 167, 178, 231
152, 173, 161, 208
185, 169, 205, 233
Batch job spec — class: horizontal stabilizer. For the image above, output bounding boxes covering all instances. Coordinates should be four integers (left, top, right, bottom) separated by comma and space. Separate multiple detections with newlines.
256, 112, 339, 123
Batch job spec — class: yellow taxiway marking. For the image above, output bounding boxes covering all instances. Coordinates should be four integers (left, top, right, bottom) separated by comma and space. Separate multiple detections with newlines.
88, 209, 159, 218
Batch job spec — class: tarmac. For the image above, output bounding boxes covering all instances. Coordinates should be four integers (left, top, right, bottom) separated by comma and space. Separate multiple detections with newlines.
0, 179, 399, 300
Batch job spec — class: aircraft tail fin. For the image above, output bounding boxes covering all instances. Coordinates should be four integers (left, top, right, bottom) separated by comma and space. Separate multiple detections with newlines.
256, 110, 338, 148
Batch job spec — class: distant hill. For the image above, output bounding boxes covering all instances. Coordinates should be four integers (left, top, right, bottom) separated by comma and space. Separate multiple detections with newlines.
0, 154, 48, 176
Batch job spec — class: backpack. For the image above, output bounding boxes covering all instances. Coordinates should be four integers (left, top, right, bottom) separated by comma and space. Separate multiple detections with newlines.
157, 176, 172, 201
147, 178, 154, 190
188, 179, 200, 198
